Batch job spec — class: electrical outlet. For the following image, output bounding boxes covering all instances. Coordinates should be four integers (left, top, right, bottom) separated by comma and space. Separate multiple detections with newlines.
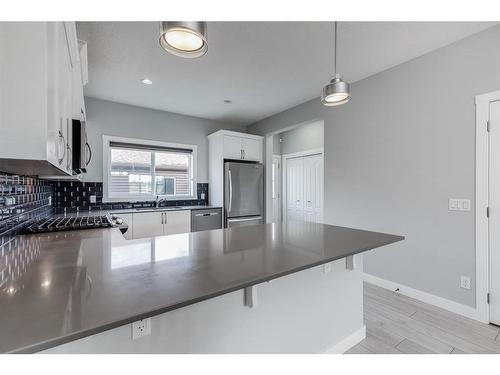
89, 195, 97, 203
323, 262, 332, 273
200, 193, 206, 200
131, 318, 151, 340
460, 276, 471, 290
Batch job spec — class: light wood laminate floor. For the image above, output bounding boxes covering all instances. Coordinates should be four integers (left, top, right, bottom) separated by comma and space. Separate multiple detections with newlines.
345, 282, 500, 354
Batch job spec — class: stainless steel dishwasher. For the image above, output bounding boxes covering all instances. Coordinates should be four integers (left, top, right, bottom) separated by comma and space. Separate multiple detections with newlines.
191, 208, 223, 232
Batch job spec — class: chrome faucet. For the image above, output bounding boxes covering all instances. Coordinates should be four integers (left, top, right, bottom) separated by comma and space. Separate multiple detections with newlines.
154, 196, 167, 208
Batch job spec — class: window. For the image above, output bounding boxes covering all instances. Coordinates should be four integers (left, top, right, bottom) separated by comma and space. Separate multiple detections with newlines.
103, 136, 197, 201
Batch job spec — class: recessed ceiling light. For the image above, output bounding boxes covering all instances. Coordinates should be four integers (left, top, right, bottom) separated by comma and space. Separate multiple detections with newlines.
223, 100, 232, 104
141, 78, 153, 85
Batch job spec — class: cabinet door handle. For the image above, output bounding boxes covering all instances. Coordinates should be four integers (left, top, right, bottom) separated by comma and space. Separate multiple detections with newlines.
161, 212, 164, 224
243, 149, 245, 159
240, 149, 243, 159
57, 129, 66, 165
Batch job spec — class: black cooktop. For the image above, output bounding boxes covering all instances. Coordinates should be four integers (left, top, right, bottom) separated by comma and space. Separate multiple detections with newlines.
23, 215, 113, 234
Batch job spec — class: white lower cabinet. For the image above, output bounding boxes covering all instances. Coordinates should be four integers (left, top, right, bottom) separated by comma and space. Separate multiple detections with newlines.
132, 212, 164, 239
164, 211, 191, 235
127, 210, 192, 240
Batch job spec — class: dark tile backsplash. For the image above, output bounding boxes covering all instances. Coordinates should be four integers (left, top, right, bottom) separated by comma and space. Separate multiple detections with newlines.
0, 170, 209, 247
0, 173, 53, 240
52, 181, 209, 213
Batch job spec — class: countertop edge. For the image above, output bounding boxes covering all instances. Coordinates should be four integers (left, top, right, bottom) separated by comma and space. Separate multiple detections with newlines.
10, 234, 404, 354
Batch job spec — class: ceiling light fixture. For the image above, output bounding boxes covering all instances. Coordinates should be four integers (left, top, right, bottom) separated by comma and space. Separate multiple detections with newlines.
321, 22, 351, 106
141, 78, 153, 85
223, 99, 232, 104
159, 22, 208, 58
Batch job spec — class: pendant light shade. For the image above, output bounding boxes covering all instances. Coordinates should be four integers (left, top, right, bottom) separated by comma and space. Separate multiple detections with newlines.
322, 74, 351, 106
159, 21, 208, 58
321, 22, 351, 106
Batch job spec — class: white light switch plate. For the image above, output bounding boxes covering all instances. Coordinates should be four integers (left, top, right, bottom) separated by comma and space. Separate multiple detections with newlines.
449, 199, 471, 211
89, 195, 97, 204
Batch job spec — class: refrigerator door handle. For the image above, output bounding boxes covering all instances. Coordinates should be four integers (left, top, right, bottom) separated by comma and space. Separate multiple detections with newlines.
227, 216, 263, 223
228, 169, 233, 214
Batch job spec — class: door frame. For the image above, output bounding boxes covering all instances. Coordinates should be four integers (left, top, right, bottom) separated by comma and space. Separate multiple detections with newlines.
282, 148, 324, 223
271, 154, 282, 223
475, 89, 500, 324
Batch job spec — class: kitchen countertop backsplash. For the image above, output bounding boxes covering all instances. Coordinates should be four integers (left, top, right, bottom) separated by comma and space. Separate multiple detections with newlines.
52, 181, 209, 213
0, 170, 209, 241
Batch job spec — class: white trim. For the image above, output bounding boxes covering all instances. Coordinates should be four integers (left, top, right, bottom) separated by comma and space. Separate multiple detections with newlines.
322, 326, 366, 354
102, 135, 198, 202
282, 148, 324, 223
282, 147, 324, 160
363, 273, 483, 322
475, 90, 500, 324
207, 129, 263, 141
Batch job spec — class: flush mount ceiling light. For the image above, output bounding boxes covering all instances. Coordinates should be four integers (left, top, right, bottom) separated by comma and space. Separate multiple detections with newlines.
321, 22, 351, 106
141, 78, 153, 85
159, 21, 208, 58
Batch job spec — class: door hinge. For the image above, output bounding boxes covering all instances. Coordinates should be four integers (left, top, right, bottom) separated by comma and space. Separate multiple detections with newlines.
487, 206, 490, 218
487, 120, 491, 132
487, 293, 490, 304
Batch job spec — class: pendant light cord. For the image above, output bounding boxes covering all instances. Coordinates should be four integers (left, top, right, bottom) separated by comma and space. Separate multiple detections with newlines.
333, 21, 337, 75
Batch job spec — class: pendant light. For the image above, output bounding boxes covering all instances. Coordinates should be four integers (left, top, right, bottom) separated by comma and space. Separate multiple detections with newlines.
159, 21, 208, 58
321, 22, 351, 106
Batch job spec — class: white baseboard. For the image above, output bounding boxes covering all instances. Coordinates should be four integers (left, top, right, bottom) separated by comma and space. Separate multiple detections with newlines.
322, 325, 366, 354
363, 273, 485, 323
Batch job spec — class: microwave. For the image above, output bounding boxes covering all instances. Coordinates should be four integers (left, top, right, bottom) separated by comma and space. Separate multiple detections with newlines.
72, 119, 92, 174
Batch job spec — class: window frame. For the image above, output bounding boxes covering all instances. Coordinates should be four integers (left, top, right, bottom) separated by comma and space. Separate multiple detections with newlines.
103, 135, 197, 202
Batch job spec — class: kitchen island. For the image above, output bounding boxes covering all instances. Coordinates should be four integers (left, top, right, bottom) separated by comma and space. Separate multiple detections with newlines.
0, 221, 403, 353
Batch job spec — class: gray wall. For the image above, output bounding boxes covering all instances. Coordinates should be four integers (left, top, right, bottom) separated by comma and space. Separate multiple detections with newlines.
272, 134, 281, 155
279, 120, 324, 155
248, 25, 500, 307
83, 97, 246, 183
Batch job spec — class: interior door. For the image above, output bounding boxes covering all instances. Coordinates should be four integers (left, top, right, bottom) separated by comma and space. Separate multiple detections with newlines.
286, 157, 303, 221
271, 155, 282, 223
132, 212, 164, 239
490, 100, 500, 325
303, 154, 323, 223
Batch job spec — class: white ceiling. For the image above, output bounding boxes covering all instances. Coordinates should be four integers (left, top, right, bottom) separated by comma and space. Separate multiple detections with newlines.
77, 21, 497, 126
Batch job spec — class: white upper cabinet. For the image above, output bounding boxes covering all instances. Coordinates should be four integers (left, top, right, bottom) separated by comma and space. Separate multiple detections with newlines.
241, 137, 262, 162
211, 130, 263, 162
0, 22, 87, 176
223, 135, 245, 160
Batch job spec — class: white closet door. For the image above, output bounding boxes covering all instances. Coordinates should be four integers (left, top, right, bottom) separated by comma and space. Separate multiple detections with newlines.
489, 100, 500, 325
286, 157, 303, 221
303, 154, 323, 223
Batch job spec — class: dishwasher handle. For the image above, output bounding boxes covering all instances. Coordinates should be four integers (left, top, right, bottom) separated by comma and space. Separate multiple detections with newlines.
195, 212, 219, 217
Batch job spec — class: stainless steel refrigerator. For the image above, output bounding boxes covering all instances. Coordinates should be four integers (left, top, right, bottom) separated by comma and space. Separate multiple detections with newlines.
224, 161, 264, 227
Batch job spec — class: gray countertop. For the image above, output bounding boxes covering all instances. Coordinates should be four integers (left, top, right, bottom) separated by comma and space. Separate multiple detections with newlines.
0, 221, 403, 353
